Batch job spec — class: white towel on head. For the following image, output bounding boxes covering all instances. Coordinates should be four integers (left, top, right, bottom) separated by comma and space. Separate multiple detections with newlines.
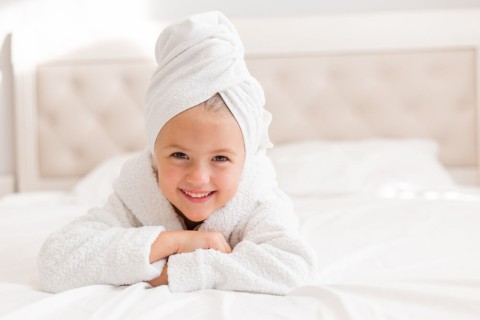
144, 11, 272, 159
38, 11, 316, 295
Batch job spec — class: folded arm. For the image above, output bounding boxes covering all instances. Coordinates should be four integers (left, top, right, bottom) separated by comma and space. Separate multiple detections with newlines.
38, 194, 165, 293
166, 204, 317, 295
147, 230, 233, 286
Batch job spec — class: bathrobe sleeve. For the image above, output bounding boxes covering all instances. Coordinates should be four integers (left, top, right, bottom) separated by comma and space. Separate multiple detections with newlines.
37, 193, 165, 293
167, 200, 317, 295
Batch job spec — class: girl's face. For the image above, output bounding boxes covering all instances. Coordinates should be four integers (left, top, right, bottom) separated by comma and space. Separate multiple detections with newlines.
154, 105, 246, 226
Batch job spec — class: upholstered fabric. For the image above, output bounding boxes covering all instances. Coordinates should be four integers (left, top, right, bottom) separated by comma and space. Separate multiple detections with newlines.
33, 49, 476, 184
247, 49, 476, 167
36, 62, 154, 178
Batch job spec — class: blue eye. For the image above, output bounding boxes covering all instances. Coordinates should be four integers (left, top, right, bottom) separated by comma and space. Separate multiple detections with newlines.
171, 152, 188, 159
212, 155, 229, 162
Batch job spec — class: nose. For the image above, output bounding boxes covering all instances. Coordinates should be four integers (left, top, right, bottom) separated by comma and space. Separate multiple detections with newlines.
186, 161, 210, 186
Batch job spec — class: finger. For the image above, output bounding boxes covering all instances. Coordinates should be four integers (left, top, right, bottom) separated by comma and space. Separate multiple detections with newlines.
210, 240, 229, 253
224, 241, 232, 253
218, 239, 231, 253
212, 242, 227, 253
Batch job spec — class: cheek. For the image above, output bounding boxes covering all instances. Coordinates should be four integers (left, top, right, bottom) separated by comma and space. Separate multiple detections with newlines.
214, 167, 243, 193
156, 162, 182, 192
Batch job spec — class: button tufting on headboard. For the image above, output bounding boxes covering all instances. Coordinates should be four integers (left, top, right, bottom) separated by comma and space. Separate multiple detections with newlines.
246, 48, 477, 168
36, 61, 155, 180
12, 19, 480, 191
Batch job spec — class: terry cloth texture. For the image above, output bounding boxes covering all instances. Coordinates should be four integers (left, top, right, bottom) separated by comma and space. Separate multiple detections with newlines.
144, 10, 272, 159
38, 150, 317, 294
37, 11, 316, 295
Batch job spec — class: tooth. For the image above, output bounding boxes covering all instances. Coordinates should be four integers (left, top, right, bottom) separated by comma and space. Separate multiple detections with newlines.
184, 191, 210, 198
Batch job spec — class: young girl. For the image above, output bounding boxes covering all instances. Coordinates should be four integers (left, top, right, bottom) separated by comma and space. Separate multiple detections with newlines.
38, 11, 316, 295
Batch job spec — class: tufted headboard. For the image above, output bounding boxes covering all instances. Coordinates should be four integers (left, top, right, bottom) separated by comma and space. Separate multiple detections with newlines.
11, 10, 480, 191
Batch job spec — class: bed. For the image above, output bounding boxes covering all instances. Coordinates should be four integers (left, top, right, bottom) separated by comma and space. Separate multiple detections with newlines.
2, 8, 480, 319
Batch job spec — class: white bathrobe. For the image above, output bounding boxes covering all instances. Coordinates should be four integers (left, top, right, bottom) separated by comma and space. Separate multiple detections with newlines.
38, 149, 317, 295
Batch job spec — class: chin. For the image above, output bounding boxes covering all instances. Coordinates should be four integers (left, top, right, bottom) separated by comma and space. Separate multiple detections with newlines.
183, 209, 213, 222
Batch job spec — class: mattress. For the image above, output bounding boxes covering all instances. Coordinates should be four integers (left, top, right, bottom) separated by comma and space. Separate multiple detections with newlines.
1, 139, 480, 319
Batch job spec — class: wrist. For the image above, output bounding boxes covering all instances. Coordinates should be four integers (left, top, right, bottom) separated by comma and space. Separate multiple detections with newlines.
147, 262, 168, 287
162, 230, 180, 255
160, 263, 169, 284
149, 231, 177, 263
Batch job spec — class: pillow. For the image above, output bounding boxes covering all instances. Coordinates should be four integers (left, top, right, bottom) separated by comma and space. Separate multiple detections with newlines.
72, 152, 139, 207
73, 139, 456, 204
266, 139, 456, 196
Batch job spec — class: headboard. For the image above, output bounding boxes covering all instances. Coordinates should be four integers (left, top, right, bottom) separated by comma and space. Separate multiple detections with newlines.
11, 9, 480, 191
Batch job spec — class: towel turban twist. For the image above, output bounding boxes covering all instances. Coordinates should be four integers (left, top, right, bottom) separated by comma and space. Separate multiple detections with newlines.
144, 11, 272, 160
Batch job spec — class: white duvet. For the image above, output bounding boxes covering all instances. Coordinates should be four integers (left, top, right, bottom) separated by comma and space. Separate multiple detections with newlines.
1, 139, 480, 319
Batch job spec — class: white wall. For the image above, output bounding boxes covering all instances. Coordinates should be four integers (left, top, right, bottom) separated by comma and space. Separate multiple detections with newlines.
1, 0, 480, 176
148, 0, 480, 18
0, 0, 154, 175
0, 35, 12, 175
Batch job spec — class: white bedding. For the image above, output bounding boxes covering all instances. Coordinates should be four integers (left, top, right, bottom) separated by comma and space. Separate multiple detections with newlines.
1, 139, 480, 319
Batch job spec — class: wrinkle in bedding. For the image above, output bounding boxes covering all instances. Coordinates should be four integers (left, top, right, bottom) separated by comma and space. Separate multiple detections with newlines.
1, 190, 480, 319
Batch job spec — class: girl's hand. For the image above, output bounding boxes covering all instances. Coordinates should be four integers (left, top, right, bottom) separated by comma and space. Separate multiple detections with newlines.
147, 231, 231, 287
149, 230, 231, 264
147, 263, 168, 287
172, 230, 232, 254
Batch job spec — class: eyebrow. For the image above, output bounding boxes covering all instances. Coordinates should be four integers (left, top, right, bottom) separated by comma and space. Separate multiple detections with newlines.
163, 144, 189, 151
212, 148, 238, 156
163, 144, 238, 156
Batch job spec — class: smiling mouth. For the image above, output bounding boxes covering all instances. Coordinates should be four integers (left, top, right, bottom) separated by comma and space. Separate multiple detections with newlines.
181, 189, 215, 199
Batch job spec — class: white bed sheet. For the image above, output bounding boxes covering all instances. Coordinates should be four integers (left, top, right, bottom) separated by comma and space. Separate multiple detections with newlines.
1, 188, 480, 319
